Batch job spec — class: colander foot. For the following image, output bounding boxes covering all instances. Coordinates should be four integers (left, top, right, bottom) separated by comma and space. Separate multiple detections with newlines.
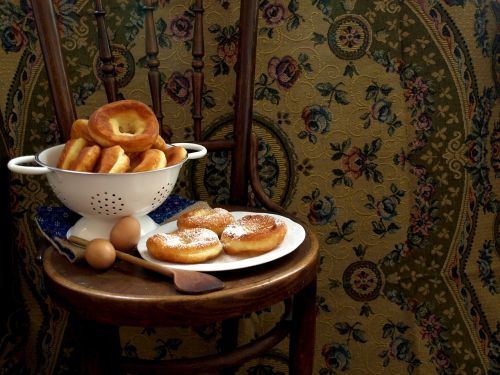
67, 215, 159, 241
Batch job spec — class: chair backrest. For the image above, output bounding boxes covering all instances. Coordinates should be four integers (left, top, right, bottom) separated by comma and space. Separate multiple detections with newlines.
32, 0, 284, 212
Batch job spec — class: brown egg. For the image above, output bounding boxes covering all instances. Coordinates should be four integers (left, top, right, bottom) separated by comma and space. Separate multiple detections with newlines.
110, 216, 141, 252
85, 239, 116, 270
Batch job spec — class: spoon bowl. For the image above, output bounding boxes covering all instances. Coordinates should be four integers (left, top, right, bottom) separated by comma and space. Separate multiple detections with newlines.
114, 249, 225, 294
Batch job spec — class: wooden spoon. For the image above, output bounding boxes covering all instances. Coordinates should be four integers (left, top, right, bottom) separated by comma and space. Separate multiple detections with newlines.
66, 236, 225, 295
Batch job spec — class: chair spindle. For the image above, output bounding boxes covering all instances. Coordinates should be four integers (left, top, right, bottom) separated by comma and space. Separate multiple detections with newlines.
94, 0, 118, 103
143, 0, 170, 141
229, 0, 259, 205
32, 0, 76, 140
192, 0, 205, 141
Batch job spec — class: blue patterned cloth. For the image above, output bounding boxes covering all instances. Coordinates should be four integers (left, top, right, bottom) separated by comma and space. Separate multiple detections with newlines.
36, 194, 196, 261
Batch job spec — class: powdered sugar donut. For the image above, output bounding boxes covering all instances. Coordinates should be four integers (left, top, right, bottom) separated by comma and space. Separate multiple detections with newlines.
221, 215, 287, 255
146, 228, 223, 264
177, 207, 235, 236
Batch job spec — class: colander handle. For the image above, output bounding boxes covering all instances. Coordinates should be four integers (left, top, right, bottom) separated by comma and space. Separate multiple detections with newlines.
172, 143, 207, 160
7, 155, 50, 175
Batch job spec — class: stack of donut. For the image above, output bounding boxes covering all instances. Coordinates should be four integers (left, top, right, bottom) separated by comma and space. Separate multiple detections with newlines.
146, 207, 288, 264
56, 99, 187, 173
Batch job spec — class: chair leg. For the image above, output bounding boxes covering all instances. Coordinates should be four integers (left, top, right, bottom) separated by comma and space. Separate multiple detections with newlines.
219, 317, 240, 375
76, 319, 122, 375
289, 278, 317, 375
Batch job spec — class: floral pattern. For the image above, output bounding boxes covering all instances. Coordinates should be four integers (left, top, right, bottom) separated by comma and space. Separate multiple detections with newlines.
343, 260, 382, 302
379, 320, 422, 373
302, 188, 336, 226
299, 105, 332, 144
320, 322, 367, 374
331, 138, 383, 187
365, 183, 405, 237
360, 82, 402, 135
209, 22, 239, 75
478, 240, 499, 294
268, 55, 301, 90
328, 14, 371, 60
164, 70, 193, 105
259, 0, 289, 38
1, 0, 499, 374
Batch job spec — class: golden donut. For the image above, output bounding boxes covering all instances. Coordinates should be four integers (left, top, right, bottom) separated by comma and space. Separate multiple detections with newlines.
146, 228, 223, 264
96, 145, 130, 173
131, 148, 167, 172
177, 207, 235, 237
165, 145, 187, 166
57, 137, 90, 170
70, 145, 101, 172
221, 215, 287, 255
127, 151, 143, 171
88, 99, 159, 152
152, 135, 169, 153
70, 118, 94, 142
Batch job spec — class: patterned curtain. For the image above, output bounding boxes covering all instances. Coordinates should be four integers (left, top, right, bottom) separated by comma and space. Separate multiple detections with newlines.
1, 0, 499, 374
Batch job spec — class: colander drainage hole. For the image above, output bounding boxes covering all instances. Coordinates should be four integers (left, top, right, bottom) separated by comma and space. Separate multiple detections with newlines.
90, 192, 125, 215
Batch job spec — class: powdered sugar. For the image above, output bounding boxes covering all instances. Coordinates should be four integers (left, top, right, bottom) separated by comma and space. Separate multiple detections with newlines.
222, 224, 248, 238
182, 207, 232, 221
221, 215, 285, 239
157, 228, 219, 248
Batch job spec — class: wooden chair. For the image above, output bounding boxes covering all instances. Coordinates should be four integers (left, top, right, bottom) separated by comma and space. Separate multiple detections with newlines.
32, 0, 319, 373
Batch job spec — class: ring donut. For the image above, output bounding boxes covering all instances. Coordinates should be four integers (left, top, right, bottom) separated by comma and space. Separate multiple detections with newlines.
88, 99, 159, 152
177, 207, 235, 236
57, 138, 91, 170
221, 215, 287, 255
70, 145, 101, 172
146, 228, 223, 264
70, 118, 94, 142
152, 135, 169, 153
96, 145, 130, 173
165, 145, 187, 166
131, 148, 167, 172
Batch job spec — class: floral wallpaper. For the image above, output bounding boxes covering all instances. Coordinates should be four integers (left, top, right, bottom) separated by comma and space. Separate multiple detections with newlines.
1, 0, 499, 374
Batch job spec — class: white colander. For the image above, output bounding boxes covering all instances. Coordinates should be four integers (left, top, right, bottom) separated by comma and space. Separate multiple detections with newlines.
8, 143, 206, 240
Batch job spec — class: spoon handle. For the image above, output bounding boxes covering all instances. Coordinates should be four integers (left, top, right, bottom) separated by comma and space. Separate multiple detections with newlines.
68, 235, 90, 247
114, 250, 174, 279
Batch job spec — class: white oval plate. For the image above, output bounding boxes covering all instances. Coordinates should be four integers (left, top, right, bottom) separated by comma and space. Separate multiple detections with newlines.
137, 211, 306, 272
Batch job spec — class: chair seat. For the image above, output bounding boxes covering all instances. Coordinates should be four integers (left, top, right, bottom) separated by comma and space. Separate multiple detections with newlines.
43, 206, 318, 327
